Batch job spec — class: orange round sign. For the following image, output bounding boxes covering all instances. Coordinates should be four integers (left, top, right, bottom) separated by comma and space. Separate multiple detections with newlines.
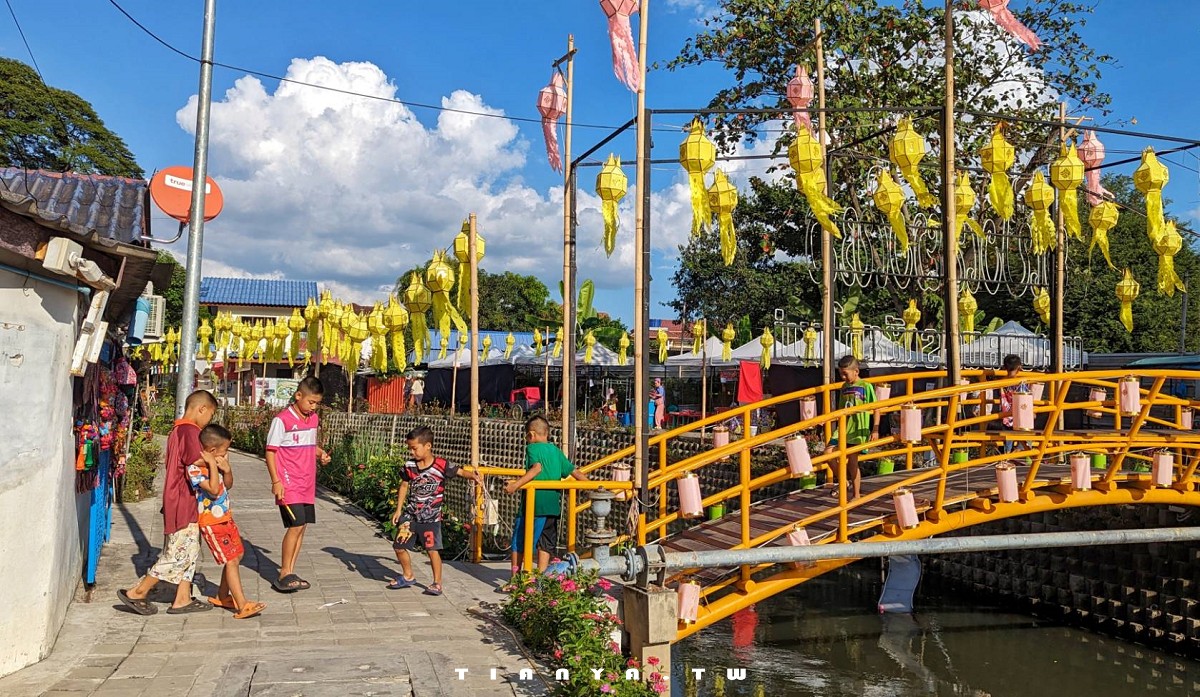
149, 166, 224, 223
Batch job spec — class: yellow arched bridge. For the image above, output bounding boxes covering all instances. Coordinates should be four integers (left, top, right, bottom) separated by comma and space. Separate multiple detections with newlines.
481, 369, 1200, 643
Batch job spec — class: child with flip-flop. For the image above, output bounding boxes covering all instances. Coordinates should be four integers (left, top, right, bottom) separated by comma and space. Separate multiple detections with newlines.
189, 424, 265, 619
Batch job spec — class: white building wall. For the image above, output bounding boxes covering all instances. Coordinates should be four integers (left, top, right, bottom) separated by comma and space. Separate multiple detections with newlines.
0, 269, 86, 676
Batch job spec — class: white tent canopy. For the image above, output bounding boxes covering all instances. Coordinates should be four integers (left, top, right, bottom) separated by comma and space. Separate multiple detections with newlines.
427, 347, 508, 368
665, 337, 730, 366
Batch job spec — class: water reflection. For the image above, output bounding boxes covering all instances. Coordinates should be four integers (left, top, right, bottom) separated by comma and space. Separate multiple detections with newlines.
673, 563, 1200, 696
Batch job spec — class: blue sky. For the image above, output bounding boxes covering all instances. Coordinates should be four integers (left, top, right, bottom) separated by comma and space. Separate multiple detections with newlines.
2, 1, 1197, 325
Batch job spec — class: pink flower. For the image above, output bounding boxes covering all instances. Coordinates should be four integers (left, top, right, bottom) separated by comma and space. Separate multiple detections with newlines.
596, 578, 613, 591
549, 600, 558, 607
600, 684, 612, 693
561, 579, 577, 592
553, 649, 563, 659
646, 656, 660, 667
608, 641, 620, 652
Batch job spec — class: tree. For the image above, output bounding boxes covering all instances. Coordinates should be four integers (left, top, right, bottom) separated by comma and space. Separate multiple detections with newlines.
0, 58, 143, 177
157, 251, 210, 328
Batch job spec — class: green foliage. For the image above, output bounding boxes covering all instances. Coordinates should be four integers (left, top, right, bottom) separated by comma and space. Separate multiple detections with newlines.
223, 406, 275, 453
155, 251, 211, 328
0, 58, 143, 177
121, 434, 162, 502
146, 395, 177, 436
501, 571, 667, 696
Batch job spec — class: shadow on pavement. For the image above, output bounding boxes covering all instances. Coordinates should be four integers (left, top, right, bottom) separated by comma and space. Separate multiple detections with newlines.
322, 546, 395, 582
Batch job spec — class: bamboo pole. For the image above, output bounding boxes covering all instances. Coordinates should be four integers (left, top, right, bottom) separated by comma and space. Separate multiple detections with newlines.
700, 318, 708, 440
1052, 101, 1066, 375
942, 0, 961, 386
816, 18, 835, 386
561, 35, 577, 460
633, 1, 651, 499
469, 214, 482, 562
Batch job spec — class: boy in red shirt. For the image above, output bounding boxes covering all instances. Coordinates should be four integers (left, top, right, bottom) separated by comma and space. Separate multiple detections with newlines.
265, 377, 330, 592
117, 390, 217, 615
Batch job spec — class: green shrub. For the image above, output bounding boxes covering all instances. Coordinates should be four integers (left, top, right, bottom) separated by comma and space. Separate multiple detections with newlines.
122, 434, 162, 502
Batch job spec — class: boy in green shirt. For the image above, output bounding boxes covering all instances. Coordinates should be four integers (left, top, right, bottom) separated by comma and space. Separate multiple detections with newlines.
505, 415, 587, 574
824, 355, 878, 500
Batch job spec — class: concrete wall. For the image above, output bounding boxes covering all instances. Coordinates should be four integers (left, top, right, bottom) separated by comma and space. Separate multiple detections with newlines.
0, 269, 86, 676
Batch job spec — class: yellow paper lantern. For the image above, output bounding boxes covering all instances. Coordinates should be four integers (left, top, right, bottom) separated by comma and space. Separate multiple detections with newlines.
903, 299, 921, 352
954, 172, 983, 243
618, 331, 630, 366
1152, 221, 1187, 297
849, 313, 865, 360
788, 124, 842, 239
583, 331, 596, 364
427, 249, 468, 360
482, 334, 493, 359
873, 171, 908, 255
1050, 144, 1085, 240
1133, 148, 1169, 243
1032, 286, 1050, 326
452, 219, 485, 314
707, 169, 738, 266
657, 328, 669, 364
368, 303, 388, 372
692, 320, 705, 355
402, 273, 432, 363
958, 287, 978, 340
552, 327, 564, 358
802, 326, 818, 366
680, 119, 716, 237
533, 327, 544, 356
1115, 268, 1140, 333
1024, 171, 1056, 254
272, 317, 290, 363
504, 332, 514, 359
888, 117, 936, 208
1088, 201, 1119, 269
383, 296, 409, 373
759, 327, 774, 370
721, 323, 735, 362
197, 319, 213, 361
596, 154, 627, 257
980, 122, 1016, 220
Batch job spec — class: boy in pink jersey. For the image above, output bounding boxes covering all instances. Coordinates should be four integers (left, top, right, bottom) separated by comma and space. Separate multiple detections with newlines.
265, 376, 330, 592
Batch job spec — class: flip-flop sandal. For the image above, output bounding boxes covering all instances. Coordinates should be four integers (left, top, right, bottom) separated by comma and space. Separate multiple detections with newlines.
272, 574, 304, 593
117, 589, 157, 616
422, 584, 443, 596
207, 596, 237, 611
387, 577, 416, 589
234, 602, 266, 619
165, 599, 214, 614
295, 577, 311, 590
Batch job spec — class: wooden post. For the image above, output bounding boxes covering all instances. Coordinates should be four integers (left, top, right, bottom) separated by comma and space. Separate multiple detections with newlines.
941, 0, 961, 385
816, 18, 835, 387
633, 0, 651, 499
560, 35, 578, 460
469, 214, 482, 562
700, 318, 708, 440
1052, 101, 1066, 376
544, 325, 551, 416
450, 352, 459, 421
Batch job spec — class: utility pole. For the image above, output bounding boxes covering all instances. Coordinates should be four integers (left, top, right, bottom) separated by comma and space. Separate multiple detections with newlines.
175, 0, 217, 417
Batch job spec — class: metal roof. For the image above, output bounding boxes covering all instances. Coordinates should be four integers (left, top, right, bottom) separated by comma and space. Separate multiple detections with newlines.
200, 277, 320, 308
0, 168, 147, 244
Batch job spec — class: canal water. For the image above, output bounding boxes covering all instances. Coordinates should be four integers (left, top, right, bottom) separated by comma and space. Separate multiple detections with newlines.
672, 562, 1200, 696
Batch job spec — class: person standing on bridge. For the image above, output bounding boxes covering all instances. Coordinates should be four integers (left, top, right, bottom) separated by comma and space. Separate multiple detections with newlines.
825, 356, 878, 500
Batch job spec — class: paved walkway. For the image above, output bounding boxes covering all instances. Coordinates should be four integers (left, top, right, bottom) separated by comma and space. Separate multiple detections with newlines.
0, 448, 544, 697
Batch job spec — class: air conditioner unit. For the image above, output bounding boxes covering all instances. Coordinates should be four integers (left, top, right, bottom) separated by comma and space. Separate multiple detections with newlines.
145, 295, 166, 339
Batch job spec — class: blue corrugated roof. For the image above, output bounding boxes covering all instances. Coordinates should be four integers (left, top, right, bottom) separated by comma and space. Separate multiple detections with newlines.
0, 168, 147, 243
200, 277, 319, 308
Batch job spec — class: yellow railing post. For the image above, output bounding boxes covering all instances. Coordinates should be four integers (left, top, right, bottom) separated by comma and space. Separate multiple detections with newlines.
523, 486, 536, 572
567, 489, 577, 555
472, 469, 484, 563
1109, 376, 1166, 481
837, 413, 848, 542
932, 392, 959, 520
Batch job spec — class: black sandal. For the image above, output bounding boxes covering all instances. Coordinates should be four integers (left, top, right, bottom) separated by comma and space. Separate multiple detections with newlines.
117, 589, 157, 616
165, 599, 213, 614
272, 574, 306, 593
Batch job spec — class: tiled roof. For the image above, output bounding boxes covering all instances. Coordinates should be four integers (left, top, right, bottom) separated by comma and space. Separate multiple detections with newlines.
200, 277, 319, 308
0, 168, 147, 244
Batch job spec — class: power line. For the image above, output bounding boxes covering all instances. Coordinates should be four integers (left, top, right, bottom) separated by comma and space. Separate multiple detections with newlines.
4, 0, 42, 78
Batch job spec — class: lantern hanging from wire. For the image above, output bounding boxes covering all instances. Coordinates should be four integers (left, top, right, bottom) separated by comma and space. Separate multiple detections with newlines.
680, 119, 716, 237
536, 72, 567, 173
803, 326, 818, 366
657, 328, 669, 364
427, 249, 468, 363
786, 65, 814, 131
1153, 221, 1187, 297
287, 307, 306, 365
197, 318, 213, 361
504, 332, 515, 360
1088, 201, 1119, 270
873, 170, 908, 255
903, 299, 921, 353
1078, 130, 1112, 205
954, 172, 984, 243
453, 220, 485, 314
1024, 171, 1056, 254
959, 288, 978, 341
348, 314, 369, 370
272, 317, 290, 364
596, 154, 627, 257
888, 117, 936, 208
1050, 144, 1085, 240
1032, 286, 1050, 326
760, 327, 774, 370
1134, 147, 1169, 244
850, 313, 864, 360
618, 331, 630, 366
789, 124, 842, 238
599, 0, 639, 92
584, 330, 596, 364
533, 327, 543, 356
979, 0, 1042, 50
980, 122, 1015, 220
1116, 268, 1139, 333
553, 327, 564, 358
692, 320, 704, 355
402, 272, 432, 364
383, 296, 408, 373
368, 303, 388, 373
482, 334, 493, 360
708, 169, 739, 266
721, 322, 735, 362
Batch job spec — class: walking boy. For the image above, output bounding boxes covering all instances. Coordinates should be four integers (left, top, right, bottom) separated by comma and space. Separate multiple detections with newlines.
191, 424, 265, 619
505, 415, 587, 574
388, 426, 481, 595
117, 390, 218, 615
824, 356, 878, 501
265, 376, 330, 592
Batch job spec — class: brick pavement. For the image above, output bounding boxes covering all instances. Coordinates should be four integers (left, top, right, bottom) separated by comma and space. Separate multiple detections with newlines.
0, 448, 546, 697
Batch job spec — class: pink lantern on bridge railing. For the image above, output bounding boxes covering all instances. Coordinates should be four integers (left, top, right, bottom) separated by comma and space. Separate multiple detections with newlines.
1070, 452, 1091, 491
1119, 376, 1141, 416
800, 396, 817, 421
1012, 392, 1035, 431
982, 389, 994, 415
786, 524, 811, 547
677, 579, 701, 623
1182, 408, 1194, 430
678, 472, 704, 519
1087, 387, 1108, 419
711, 425, 730, 462
1030, 382, 1045, 401
996, 462, 1019, 502
1152, 450, 1175, 488
893, 488, 920, 529
875, 384, 892, 403
611, 463, 631, 501
785, 434, 813, 475
899, 404, 922, 442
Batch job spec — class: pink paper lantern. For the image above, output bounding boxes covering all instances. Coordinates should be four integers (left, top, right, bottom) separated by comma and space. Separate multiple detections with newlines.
983, 389, 994, 415
677, 580, 701, 623
1070, 453, 1091, 491
786, 65, 814, 131
1152, 451, 1175, 488
899, 404, 922, 442
536, 72, 567, 173
996, 462, 1019, 502
875, 384, 892, 402
599, 0, 640, 92
785, 434, 813, 475
786, 525, 811, 547
1030, 382, 1045, 401
678, 472, 703, 519
1078, 130, 1113, 205
1183, 408, 1194, 430
893, 488, 920, 529
1087, 387, 1107, 419
611, 462, 631, 501
800, 396, 817, 421
1119, 376, 1141, 416
979, 0, 1042, 50
1012, 392, 1035, 431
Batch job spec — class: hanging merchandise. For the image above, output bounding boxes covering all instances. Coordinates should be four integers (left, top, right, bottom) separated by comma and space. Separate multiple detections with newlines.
1153, 221, 1187, 297
680, 119, 716, 237
1115, 268, 1140, 333
1078, 130, 1113, 204
888, 117, 936, 208
657, 328, 669, 364
1032, 286, 1050, 326
618, 331, 630, 366
402, 272, 432, 364
959, 287, 978, 341
453, 219, 486, 314
954, 172, 984, 242
721, 323, 735, 362
979, 0, 1042, 50
599, 0, 639, 92
1134, 148, 1169, 245
504, 332, 515, 359
383, 296, 409, 373
980, 122, 1015, 220
584, 331, 596, 364
873, 171, 908, 255
596, 155, 627, 257
1088, 201, 1119, 269
786, 65, 814, 131
1050, 144, 1085, 240
903, 300, 921, 352
760, 327, 774, 370
849, 313, 864, 361
708, 169, 739, 266
1024, 171, 1055, 254
536, 72, 567, 173
789, 124, 842, 238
